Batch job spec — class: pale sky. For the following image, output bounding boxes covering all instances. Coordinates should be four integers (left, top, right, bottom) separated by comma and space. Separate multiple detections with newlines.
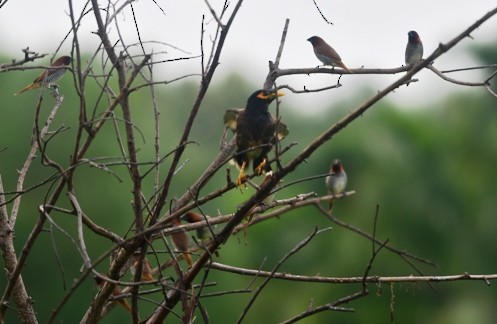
1, 1, 496, 113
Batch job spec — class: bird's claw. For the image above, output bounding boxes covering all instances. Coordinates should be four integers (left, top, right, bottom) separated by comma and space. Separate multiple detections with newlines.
50, 84, 60, 97
254, 159, 267, 176
236, 163, 248, 191
236, 174, 247, 188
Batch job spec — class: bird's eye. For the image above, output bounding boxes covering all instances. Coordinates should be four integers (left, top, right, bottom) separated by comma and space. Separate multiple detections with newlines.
256, 92, 270, 100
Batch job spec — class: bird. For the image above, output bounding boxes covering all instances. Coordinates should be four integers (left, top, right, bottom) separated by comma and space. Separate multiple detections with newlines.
307, 36, 352, 73
171, 217, 194, 267
405, 31, 423, 65
233, 89, 285, 187
325, 159, 348, 212
14, 55, 71, 95
94, 277, 132, 312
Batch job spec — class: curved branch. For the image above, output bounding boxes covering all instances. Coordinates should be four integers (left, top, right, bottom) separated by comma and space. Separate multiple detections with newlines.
428, 65, 488, 86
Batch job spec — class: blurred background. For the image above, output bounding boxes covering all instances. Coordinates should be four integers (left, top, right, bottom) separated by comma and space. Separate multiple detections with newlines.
1, 1, 497, 323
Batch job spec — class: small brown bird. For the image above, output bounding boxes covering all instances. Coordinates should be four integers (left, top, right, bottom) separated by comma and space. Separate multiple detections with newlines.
233, 89, 285, 187
325, 159, 348, 212
171, 218, 193, 267
14, 56, 71, 95
307, 36, 351, 73
94, 277, 132, 312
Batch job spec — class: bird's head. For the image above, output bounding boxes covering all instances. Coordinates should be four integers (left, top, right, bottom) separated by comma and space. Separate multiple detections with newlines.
407, 31, 421, 44
181, 211, 204, 223
307, 36, 323, 46
246, 89, 284, 109
330, 159, 344, 173
52, 56, 72, 66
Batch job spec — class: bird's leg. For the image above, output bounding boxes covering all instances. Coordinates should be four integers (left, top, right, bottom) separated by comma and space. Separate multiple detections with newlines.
328, 199, 334, 213
50, 84, 60, 97
182, 252, 193, 268
236, 161, 247, 189
254, 158, 267, 176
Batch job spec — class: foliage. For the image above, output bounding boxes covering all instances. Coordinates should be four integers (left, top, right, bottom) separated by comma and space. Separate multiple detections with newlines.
1, 3, 497, 324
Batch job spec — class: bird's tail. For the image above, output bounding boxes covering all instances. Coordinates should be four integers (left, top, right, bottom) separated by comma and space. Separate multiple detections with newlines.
339, 62, 352, 73
118, 298, 132, 312
141, 271, 155, 282
182, 252, 194, 267
328, 200, 334, 213
14, 82, 39, 95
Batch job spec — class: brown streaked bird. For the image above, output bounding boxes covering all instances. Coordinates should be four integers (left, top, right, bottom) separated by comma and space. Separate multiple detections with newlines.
171, 218, 193, 267
14, 56, 71, 95
325, 159, 348, 212
94, 277, 132, 312
232, 89, 285, 187
307, 36, 351, 73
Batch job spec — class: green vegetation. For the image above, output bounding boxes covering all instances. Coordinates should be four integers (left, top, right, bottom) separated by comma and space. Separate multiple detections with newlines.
1, 50, 496, 323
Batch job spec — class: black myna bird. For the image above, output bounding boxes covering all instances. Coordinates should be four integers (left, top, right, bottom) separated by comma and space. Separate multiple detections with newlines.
223, 89, 285, 187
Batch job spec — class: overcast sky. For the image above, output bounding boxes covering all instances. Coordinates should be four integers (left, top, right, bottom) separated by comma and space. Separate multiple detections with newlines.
1, 1, 496, 113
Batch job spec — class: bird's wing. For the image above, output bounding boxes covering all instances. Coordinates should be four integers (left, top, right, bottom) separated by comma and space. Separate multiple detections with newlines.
324, 43, 342, 61
32, 70, 48, 84
270, 116, 289, 141
223, 108, 243, 131
276, 121, 289, 141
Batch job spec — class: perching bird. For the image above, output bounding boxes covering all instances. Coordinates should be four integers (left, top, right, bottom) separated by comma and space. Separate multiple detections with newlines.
171, 217, 194, 267
405, 31, 423, 65
94, 277, 132, 312
233, 89, 285, 187
325, 159, 347, 212
14, 56, 71, 95
307, 36, 352, 73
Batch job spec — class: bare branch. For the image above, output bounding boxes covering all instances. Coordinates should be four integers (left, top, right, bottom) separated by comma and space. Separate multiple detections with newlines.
428, 64, 488, 86
0, 48, 47, 72
311, 0, 333, 25
237, 227, 329, 323
209, 262, 497, 284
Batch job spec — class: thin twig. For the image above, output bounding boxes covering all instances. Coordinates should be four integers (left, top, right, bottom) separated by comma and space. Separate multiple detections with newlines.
209, 262, 497, 284
237, 227, 329, 323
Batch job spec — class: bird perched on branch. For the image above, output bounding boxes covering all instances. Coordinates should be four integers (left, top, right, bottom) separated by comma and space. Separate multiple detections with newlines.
325, 159, 347, 212
227, 89, 285, 187
171, 217, 194, 267
405, 31, 423, 65
14, 55, 71, 95
307, 36, 352, 73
